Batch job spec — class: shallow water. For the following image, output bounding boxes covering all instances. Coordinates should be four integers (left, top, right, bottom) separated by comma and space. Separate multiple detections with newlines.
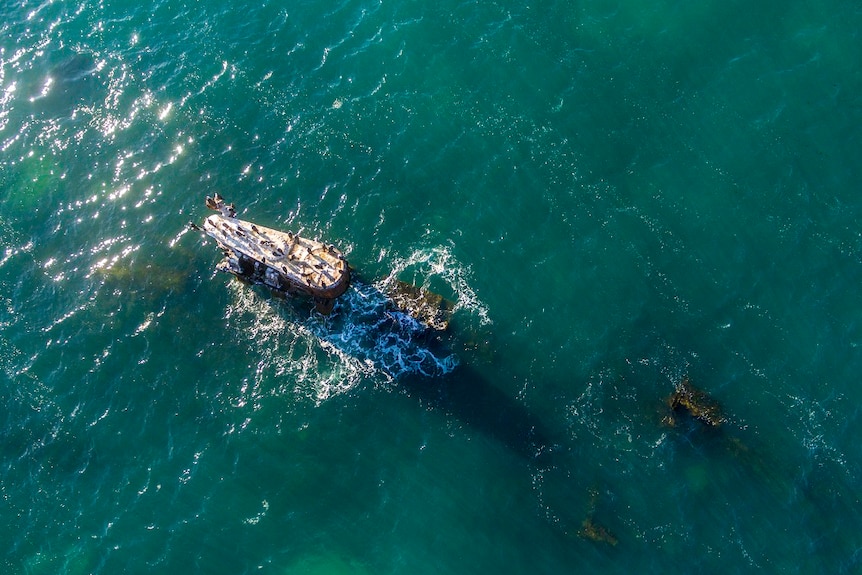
2, 0, 862, 573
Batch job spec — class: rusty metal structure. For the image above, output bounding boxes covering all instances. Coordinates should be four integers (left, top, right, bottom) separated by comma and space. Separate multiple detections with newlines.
200, 194, 350, 314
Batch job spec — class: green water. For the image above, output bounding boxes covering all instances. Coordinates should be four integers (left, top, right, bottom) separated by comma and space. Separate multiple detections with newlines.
2, 0, 861, 573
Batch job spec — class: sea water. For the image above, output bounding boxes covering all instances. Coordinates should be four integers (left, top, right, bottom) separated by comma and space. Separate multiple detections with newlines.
2, 0, 861, 573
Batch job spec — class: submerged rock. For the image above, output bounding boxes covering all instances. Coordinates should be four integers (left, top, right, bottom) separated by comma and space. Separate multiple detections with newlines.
577, 488, 618, 546
578, 517, 619, 546
664, 377, 726, 427
384, 280, 453, 331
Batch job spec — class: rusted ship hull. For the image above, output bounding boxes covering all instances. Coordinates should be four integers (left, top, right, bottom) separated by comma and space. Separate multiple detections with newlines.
201, 194, 350, 313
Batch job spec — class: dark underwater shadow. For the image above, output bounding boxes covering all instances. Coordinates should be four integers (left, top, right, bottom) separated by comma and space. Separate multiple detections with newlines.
393, 362, 627, 549
396, 364, 559, 466
332, 268, 559, 464
220, 261, 561, 465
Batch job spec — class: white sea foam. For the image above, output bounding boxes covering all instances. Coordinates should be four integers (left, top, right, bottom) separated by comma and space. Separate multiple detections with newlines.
222, 245, 487, 404
381, 245, 492, 327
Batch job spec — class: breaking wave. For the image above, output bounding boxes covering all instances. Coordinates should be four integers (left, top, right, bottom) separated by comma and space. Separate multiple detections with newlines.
222, 245, 487, 404
381, 245, 492, 328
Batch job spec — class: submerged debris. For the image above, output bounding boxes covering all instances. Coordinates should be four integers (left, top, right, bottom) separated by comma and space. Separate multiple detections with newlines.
577, 487, 618, 546
385, 280, 454, 331
579, 517, 619, 546
664, 377, 726, 427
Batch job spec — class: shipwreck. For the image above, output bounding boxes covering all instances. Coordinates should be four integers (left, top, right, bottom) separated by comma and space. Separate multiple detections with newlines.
199, 194, 350, 314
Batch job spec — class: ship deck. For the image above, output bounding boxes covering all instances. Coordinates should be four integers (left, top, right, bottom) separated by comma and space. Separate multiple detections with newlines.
203, 213, 350, 299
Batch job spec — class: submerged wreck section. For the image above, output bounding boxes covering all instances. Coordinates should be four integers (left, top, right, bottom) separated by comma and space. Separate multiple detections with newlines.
384, 280, 454, 332
664, 377, 726, 427
577, 488, 618, 546
201, 194, 350, 314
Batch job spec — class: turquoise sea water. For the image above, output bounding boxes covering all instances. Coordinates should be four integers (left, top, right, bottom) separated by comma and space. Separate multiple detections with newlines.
2, 0, 862, 572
